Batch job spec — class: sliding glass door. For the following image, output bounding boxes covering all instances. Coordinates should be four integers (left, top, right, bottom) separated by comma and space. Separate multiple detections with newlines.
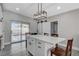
22, 24, 29, 41
11, 22, 29, 43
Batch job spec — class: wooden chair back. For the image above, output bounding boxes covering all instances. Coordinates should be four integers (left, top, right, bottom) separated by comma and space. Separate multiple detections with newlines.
54, 38, 73, 56
65, 39, 73, 56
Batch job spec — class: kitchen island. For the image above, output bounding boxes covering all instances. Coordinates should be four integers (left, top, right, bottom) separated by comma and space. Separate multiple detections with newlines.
26, 35, 66, 56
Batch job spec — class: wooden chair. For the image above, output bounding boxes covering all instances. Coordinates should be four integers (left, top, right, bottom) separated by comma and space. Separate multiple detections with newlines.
50, 38, 73, 56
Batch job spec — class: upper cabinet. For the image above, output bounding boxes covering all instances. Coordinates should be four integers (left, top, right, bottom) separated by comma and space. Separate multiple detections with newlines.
37, 21, 58, 36
38, 23, 42, 34
0, 5, 3, 21
42, 22, 51, 35
38, 22, 51, 35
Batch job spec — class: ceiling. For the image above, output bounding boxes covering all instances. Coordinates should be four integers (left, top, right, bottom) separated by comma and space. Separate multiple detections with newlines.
3, 3, 79, 18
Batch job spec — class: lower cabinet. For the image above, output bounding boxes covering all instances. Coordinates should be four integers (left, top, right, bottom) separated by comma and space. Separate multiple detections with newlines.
27, 37, 36, 55
27, 37, 45, 56
35, 40, 45, 56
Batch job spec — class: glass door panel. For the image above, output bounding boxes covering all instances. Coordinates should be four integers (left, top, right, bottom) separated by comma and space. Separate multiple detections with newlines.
22, 24, 29, 40
11, 22, 29, 43
11, 22, 21, 43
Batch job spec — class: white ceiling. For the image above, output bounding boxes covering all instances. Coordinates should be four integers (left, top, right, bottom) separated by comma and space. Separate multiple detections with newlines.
3, 3, 79, 18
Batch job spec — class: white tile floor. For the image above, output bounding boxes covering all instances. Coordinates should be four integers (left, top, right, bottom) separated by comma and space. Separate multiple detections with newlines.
11, 35, 26, 43
0, 41, 27, 56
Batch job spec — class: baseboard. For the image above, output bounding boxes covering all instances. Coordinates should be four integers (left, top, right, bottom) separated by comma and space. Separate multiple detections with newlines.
4, 40, 25, 45
59, 43, 79, 51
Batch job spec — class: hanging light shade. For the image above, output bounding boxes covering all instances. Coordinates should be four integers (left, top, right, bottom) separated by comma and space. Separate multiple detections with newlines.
33, 3, 47, 22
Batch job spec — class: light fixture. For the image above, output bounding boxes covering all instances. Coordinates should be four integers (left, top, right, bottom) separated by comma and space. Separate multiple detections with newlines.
16, 8, 20, 11
57, 6, 61, 10
33, 3, 47, 23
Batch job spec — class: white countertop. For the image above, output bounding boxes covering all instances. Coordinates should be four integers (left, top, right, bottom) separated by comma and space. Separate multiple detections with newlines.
27, 35, 66, 45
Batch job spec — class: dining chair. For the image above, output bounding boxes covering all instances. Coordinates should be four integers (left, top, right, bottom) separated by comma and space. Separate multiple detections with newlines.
50, 38, 73, 56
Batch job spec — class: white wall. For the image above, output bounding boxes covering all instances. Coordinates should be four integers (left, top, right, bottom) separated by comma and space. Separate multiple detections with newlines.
0, 5, 3, 19
3, 10, 37, 45
49, 9, 79, 50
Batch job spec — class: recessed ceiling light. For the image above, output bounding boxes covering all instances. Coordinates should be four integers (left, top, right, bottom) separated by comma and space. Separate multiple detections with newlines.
16, 8, 20, 11
57, 6, 61, 10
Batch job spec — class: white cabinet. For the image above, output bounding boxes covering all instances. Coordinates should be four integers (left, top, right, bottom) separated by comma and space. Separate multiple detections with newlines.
36, 40, 45, 56
27, 37, 45, 56
38, 23, 42, 34
27, 37, 54, 56
42, 22, 50, 35
38, 22, 51, 35
27, 37, 36, 55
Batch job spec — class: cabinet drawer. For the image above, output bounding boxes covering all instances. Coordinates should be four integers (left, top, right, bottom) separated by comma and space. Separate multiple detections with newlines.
35, 45, 45, 56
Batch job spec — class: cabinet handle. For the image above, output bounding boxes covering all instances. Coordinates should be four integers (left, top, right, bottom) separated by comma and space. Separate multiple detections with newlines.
38, 46, 41, 48
38, 42, 41, 44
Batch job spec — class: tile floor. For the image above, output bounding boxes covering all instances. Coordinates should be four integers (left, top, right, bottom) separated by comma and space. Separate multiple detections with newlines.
0, 41, 79, 56
0, 41, 27, 56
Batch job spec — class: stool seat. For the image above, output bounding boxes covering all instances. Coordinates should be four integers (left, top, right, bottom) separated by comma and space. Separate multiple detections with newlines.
51, 47, 65, 56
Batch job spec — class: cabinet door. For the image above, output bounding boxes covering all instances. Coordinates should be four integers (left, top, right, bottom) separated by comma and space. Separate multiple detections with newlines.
36, 40, 45, 56
43, 22, 50, 35
27, 37, 36, 55
38, 23, 42, 34
30, 38, 35, 55
27, 38, 31, 52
